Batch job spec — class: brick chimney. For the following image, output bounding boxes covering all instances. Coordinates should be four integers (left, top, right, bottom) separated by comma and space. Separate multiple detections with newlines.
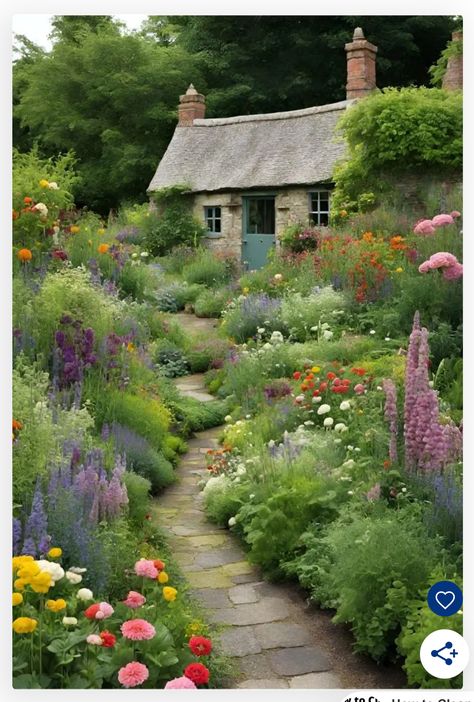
178, 84, 206, 126
345, 27, 378, 100
442, 31, 463, 91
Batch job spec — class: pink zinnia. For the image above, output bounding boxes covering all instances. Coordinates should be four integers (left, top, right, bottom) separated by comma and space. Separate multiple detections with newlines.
118, 661, 149, 688
95, 602, 114, 620
432, 213, 454, 228
443, 262, 463, 280
354, 383, 365, 395
165, 676, 197, 689
121, 618, 156, 641
124, 590, 146, 609
413, 219, 435, 235
428, 252, 458, 269
134, 559, 158, 579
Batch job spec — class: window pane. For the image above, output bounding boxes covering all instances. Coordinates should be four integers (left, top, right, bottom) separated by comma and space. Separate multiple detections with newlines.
309, 212, 318, 225
215, 218, 221, 233
320, 212, 329, 226
215, 207, 221, 218
206, 218, 213, 230
310, 194, 319, 211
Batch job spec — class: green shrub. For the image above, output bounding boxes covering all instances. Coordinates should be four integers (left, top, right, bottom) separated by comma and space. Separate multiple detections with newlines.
145, 188, 206, 256
160, 244, 198, 274
123, 471, 152, 526
194, 287, 230, 318
114, 428, 176, 493
187, 338, 230, 373
154, 341, 189, 378
281, 287, 347, 341
182, 249, 231, 287
221, 293, 284, 342
118, 261, 154, 301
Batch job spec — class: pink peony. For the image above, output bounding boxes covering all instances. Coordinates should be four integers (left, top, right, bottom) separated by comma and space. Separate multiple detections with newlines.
86, 634, 103, 646
432, 213, 455, 228
118, 661, 149, 688
428, 252, 458, 269
165, 676, 197, 690
354, 384, 365, 395
450, 210, 461, 218
418, 260, 432, 273
413, 219, 435, 236
443, 262, 463, 280
124, 591, 146, 609
134, 559, 158, 579
121, 618, 156, 641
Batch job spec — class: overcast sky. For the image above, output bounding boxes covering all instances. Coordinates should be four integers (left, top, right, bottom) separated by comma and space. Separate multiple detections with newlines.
12, 14, 148, 50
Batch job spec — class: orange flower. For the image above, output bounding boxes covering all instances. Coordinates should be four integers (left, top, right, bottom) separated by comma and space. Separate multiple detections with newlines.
12, 210, 19, 220
362, 232, 374, 243
17, 248, 33, 263
70, 225, 80, 234
23, 197, 32, 204
98, 243, 110, 254
12, 420, 23, 431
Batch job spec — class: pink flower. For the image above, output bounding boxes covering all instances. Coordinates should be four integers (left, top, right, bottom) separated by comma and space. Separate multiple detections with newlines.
86, 634, 103, 646
443, 262, 463, 280
428, 252, 458, 269
123, 591, 146, 609
418, 260, 432, 273
450, 210, 461, 218
118, 661, 149, 688
95, 602, 114, 620
432, 213, 454, 228
413, 219, 435, 235
354, 383, 365, 395
121, 618, 156, 641
134, 559, 158, 579
165, 676, 197, 690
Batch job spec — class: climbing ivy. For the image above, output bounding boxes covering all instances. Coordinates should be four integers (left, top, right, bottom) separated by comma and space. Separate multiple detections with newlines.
429, 34, 463, 87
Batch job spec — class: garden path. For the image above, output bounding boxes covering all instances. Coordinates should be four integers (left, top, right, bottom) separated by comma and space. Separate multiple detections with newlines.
153, 312, 406, 690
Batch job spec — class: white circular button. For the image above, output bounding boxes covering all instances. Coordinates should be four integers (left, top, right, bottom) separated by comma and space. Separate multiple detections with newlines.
420, 629, 469, 679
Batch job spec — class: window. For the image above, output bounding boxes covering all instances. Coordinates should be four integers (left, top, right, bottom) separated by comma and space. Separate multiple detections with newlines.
247, 198, 275, 234
309, 190, 330, 226
204, 206, 221, 235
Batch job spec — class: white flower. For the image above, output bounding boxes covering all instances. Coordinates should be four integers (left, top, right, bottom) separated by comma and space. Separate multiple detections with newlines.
310, 326, 318, 332
140, 251, 149, 258
228, 517, 237, 527
321, 322, 330, 330
295, 394, 305, 403
369, 329, 376, 335
35, 560, 64, 583
236, 420, 243, 426
48, 181, 59, 190
257, 327, 266, 334
384, 337, 391, 341
304, 420, 315, 426
268, 440, 275, 448
249, 494, 255, 500
236, 466, 246, 475
347, 445, 354, 451
339, 401, 351, 411
334, 423, 348, 433
224, 415, 233, 423
354, 447, 361, 453
76, 588, 93, 601
322, 330, 334, 341
317, 404, 331, 415
428, 380, 434, 388
402, 487, 407, 493
66, 571, 82, 585
131, 252, 138, 259
69, 567, 87, 574
273, 273, 283, 281
347, 490, 354, 496
263, 343, 272, 350
62, 617, 78, 626
33, 202, 48, 217
270, 331, 284, 344
87, 634, 102, 646
312, 396, 322, 404
334, 438, 342, 444
323, 417, 334, 427
342, 459, 355, 469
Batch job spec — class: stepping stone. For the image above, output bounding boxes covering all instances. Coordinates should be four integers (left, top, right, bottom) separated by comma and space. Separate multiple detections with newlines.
228, 584, 259, 604
211, 598, 290, 626
194, 548, 244, 569
218, 627, 262, 657
269, 646, 331, 676
253, 622, 313, 649
171, 525, 223, 537
190, 588, 232, 610
237, 652, 274, 679
185, 534, 228, 548
222, 561, 255, 576
186, 568, 234, 589
238, 679, 288, 689
288, 672, 342, 688
232, 574, 260, 585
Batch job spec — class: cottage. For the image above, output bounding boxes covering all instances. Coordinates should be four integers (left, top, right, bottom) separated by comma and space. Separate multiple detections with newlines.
147, 28, 378, 270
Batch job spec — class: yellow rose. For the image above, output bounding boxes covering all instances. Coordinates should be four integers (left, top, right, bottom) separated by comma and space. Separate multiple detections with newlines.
12, 593, 23, 606
30, 571, 52, 594
39, 179, 49, 188
46, 598, 67, 612
163, 586, 177, 602
158, 571, 169, 584
13, 617, 37, 634
48, 547, 62, 559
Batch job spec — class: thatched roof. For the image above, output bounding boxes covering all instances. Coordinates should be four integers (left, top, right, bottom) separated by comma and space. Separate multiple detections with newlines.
148, 100, 355, 194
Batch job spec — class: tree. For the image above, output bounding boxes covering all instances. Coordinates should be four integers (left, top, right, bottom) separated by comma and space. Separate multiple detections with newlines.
15, 30, 203, 211
49, 15, 121, 44
13, 35, 46, 152
171, 16, 456, 117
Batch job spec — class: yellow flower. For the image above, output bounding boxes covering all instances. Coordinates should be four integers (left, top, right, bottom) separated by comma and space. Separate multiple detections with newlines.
242, 287, 250, 295
12, 555, 34, 572
97, 228, 105, 235
186, 620, 203, 637
339, 209, 348, 217
46, 598, 67, 612
39, 179, 49, 188
48, 547, 62, 559
395, 267, 403, 273
12, 593, 23, 606
126, 342, 135, 353
70, 225, 80, 234
30, 571, 52, 594
88, 239, 92, 246
14, 578, 28, 591
158, 571, 169, 584
163, 586, 177, 602
311, 366, 321, 374
17, 562, 41, 580
13, 617, 37, 634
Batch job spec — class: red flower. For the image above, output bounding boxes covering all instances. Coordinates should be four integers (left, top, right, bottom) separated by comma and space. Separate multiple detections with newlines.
189, 636, 213, 656
383, 459, 391, 470
327, 372, 336, 381
184, 662, 210, 685
351, 367, 366, 376
84, 604, 101, 619
23, 196, 33, 204
333, 378, 341, 386
52, 249, 68, 261
100, 631, 116, 648
153, 559, 165, 571
293, 371, 301, 380
319, 382, 328, 392
312, 390, 320, 397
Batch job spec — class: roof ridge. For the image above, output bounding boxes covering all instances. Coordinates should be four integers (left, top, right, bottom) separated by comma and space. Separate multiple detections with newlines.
193, 99, 355, 127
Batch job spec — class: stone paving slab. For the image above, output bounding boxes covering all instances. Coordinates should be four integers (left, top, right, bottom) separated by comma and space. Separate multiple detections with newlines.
218, 627, 263, 657
238, 679, 289, 689
211, 598, 291, 626
288, 672, 342, 688
269, 646, 331, 676
228, 584, 260, 604
190, 588, 232, 610
253, 622, 314, 649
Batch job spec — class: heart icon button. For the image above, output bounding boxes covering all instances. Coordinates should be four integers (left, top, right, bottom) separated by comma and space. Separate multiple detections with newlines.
435, 591, 456, 610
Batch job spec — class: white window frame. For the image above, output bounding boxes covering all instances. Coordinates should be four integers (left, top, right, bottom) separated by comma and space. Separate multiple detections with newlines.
308, 190, 331, 226
204, 206, 222, 236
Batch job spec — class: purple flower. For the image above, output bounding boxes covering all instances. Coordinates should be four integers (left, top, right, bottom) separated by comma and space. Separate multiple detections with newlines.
22, 479, 49, 558
13, 518, 22, 555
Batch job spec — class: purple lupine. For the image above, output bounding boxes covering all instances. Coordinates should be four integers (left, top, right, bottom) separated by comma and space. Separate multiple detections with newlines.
22, 479, 49, 557
382, 379, 398, 464
13, 518, 22, 555
443, 421, 463, 464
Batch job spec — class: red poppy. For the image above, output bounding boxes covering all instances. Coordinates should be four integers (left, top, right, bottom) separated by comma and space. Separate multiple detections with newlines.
293, 371, 301, 380
12, 419, 23, 431
306, 380, 315, 389
84, 604, 101, 619
184, 662, 210, 685
100, 631, 116, 648
189, 635, 213, 656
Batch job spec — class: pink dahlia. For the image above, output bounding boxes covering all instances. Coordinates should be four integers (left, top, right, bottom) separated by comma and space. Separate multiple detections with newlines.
118, 661, 149, 688
450, 210, 462, 218
134, 559, 158, 579
443, 262, 463, 280
124, 590, 146, 609
432, 213, 455, 228
121, 618, 156, 641
428, 252, 458, 269
413, 219, 435, 235
418, 260, 432, 273
165, 676, 197, 689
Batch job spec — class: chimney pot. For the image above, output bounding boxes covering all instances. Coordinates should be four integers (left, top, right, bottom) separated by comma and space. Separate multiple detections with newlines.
353, 27, 365, 40
178, 85, 206, 126
345, 27, 378, 100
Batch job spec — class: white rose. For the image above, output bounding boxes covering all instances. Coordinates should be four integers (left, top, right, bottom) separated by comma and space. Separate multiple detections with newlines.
323, 417, 334, 427
35, 560, 64, 582
62, 617, 78, 626
334, 423, 348, 433
317, 404, 331, 415
228, 517, 237, 527
339, 401, 351, 411
48, 181, 59, 190
76, 588, 94, 601
66, 571, 83, 585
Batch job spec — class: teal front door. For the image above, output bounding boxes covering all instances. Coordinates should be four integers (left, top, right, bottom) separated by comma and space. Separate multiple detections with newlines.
242, 196, 276, 270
